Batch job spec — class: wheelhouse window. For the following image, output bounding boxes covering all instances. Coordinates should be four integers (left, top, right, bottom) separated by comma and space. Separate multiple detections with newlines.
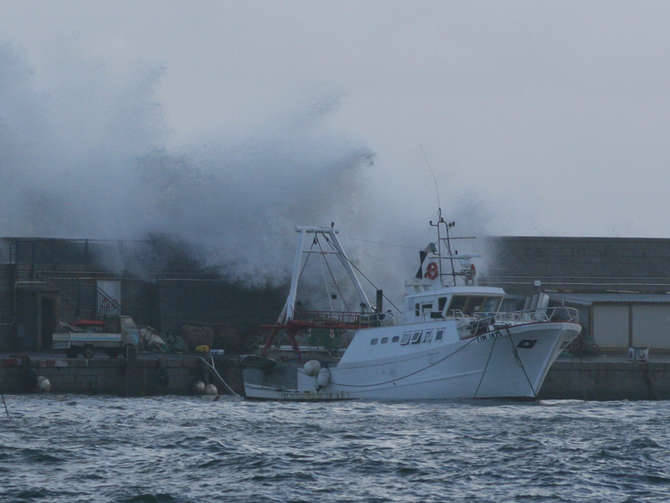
479, 297, 502, 313
448, 296, 467, 315
392, 335, 399, 343
411, 331, 422, 344
371, 338, 378, 345
435, 329, 444, 341
381, 337, 389, 344
400, 333, 411, 345
423, 330, 433, 343
447, 296, 502, 316
415, 303, 420, 316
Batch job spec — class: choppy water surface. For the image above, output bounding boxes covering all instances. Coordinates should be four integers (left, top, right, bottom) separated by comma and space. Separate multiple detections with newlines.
1, 396, 669, 502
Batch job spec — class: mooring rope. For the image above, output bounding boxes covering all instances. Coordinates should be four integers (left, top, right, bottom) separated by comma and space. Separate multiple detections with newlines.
199, 356, 242, 399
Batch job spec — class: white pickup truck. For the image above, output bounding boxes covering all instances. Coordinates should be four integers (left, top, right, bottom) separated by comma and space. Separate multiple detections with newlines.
52, 316, 140, 358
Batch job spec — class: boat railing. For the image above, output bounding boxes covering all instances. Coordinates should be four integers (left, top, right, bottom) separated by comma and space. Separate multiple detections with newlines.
459, 307, 579, 339
293, 309, 393, 328
475, 307, 579, 324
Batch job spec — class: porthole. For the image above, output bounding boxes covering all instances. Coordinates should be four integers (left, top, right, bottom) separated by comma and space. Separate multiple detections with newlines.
381, 337, 389, 344
392, 335, 400, 343
371, 338, 378, 345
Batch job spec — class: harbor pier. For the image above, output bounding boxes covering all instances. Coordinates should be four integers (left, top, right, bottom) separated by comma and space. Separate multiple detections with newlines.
540, 356, 670, 401
3, 352, 670, 400
0, 353, 244, 396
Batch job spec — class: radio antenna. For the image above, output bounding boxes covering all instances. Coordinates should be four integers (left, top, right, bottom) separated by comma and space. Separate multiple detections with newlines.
420, 145, 441, 211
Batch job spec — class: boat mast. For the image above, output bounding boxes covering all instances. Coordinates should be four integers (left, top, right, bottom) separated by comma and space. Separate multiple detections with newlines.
282, 228, 308, 322
328, 229, 373, 312
430, 208, 457, 287
444, 217, 457, 286
279, 225, 372, 324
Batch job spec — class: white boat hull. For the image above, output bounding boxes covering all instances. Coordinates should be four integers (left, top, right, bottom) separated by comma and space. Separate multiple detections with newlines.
244, 322, 580, 401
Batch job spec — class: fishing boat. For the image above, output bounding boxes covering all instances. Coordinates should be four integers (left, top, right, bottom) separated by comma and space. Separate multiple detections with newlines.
243, 212, 581, 400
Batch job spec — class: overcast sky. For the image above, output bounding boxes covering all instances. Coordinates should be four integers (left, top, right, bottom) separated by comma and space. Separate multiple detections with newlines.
3, 1, 670, 289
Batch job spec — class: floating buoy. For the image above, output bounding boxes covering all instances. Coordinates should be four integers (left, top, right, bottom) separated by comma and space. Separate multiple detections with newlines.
303, 360, 321, 377
37, 376, 51, 393
193, 380, 206, 394
205, 383, 218, 395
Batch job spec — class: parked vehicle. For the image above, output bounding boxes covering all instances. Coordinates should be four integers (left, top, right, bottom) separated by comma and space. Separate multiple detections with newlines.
52, 316, 140, 358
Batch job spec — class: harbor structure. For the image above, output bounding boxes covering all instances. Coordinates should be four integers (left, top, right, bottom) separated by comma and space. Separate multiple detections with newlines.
482, 236, 670, 357
0, 237, 282, 353
4, 235, 670, 356
2, 234, 670, 399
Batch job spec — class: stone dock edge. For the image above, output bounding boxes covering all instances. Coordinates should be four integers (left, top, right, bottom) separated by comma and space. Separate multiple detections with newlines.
2, 355, 669, 400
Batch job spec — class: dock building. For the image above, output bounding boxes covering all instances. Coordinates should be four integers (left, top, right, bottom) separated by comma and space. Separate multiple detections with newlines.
483, 236, 670, 357
3, 235, 670, 356
0, 237, 283, 353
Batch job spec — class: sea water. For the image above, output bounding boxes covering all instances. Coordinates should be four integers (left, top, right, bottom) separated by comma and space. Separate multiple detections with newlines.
1, 396, 669, 502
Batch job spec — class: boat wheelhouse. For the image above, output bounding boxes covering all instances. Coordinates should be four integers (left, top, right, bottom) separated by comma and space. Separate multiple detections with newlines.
405, 286, 504, 322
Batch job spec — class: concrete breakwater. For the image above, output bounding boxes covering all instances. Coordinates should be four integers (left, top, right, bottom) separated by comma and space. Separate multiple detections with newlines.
0, 354, 244, 396
2, 354, 670, 400
540, 357, 670, 401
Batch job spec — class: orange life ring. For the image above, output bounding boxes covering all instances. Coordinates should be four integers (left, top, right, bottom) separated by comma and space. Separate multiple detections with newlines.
425, 262, 439, 280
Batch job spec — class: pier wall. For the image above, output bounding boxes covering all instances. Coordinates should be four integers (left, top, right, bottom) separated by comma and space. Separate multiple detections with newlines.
2, 355, 670, 400
0, 356, 244, 396
539, 358, 670, 401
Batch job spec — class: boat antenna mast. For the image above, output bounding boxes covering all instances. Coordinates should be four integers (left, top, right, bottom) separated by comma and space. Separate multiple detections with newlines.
429, 208, 457, 286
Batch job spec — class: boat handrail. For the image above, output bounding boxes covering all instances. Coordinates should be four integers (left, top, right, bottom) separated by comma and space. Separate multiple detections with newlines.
293, 309, 393, 327
456, 307, 579, 340
475, 307, 579, 324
